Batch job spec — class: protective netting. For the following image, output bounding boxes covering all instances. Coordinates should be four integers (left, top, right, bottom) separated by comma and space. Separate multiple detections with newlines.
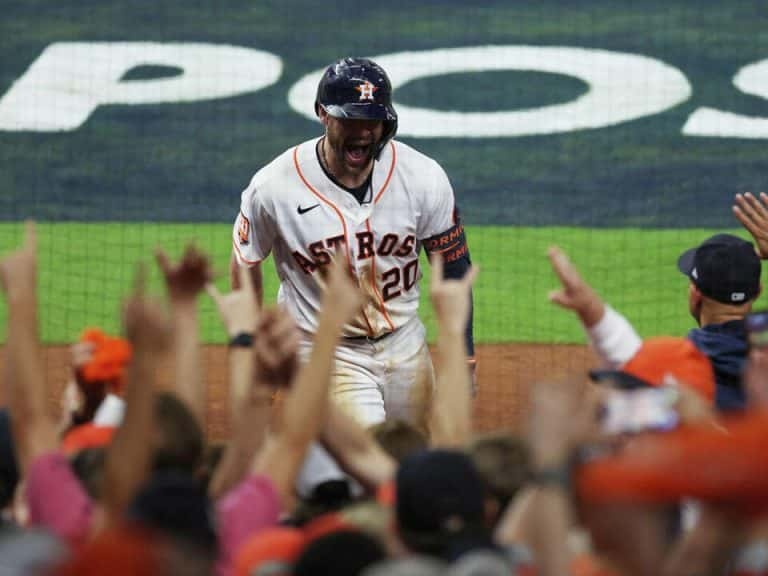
1, 0, 766, 429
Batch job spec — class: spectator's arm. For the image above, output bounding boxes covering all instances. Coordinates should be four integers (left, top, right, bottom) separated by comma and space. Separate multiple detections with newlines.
587, 305, 643, 368
230, 251, 264, 307
206, 264, 288, 499
156, 246, 212, 427
102, 268, 170, 523
253, 259, 362, 508
428, 253, 479, 448
321, 400, 396, 490
496, 379, 599, 576
662, 505, 744, 576
0, 222, 58, 471
548, 246, 641, 367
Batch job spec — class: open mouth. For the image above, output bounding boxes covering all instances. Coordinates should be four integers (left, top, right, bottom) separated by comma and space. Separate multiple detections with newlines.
344, 142, 373, 167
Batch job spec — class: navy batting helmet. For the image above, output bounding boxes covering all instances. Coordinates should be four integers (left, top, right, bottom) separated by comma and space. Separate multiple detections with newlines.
315, 58, 398, 158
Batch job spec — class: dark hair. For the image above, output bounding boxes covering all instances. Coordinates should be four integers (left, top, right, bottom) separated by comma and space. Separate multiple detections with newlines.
291, 479, 355, 527
152, 392, 204, 474
469, 433, 530, 525
71, 376, 108, 427
129, 471, 218, 558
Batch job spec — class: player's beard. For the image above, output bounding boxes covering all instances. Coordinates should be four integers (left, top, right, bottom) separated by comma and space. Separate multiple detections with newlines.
325, 134, 376, 178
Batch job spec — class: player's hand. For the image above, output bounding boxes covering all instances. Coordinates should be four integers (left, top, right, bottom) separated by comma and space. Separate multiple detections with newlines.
206, 263, 260, 338
253, 306, 300, 388
733, 192, 768, 259
156, 244, 213, 303
547, 246, 605, 328
322, 256, 364, 326
123, 264, 171, 352
429, 253, 479, 335
0, 221, 37, 302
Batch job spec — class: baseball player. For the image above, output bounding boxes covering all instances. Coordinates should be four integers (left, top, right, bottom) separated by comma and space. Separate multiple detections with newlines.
230, 57, 474, 426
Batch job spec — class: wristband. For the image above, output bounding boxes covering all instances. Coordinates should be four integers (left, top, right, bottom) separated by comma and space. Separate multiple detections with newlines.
229, 332, 254, 348
530, 463, 571, 490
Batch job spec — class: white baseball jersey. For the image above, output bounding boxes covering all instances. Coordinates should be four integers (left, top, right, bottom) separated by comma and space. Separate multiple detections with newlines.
232, 136, 456, 339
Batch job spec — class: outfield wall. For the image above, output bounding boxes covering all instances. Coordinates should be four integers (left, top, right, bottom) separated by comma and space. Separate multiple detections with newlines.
1, 1, 767, 342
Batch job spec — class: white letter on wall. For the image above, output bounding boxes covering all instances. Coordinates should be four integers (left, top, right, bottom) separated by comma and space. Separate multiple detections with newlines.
683, 58, 768, 139
288, 46, 691, 138
0, 42, 282, 131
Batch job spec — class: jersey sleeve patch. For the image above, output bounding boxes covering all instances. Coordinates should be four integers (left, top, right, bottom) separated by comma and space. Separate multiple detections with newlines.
237, 212, 250, 245
423, 220, 468, 264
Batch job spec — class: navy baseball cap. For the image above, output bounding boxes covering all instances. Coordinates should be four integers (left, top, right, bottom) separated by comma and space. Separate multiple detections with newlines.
677, 234, 761, 304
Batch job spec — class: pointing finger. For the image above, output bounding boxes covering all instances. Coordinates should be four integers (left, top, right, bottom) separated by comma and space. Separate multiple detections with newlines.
155, 248, 171, 275
23, 220, 37, 253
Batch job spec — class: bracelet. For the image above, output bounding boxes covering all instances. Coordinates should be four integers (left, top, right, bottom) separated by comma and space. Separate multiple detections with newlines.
530, 463, 571, 490
229, 332, 254, 348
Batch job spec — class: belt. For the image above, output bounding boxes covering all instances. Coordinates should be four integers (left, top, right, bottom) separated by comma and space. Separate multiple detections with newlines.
344, 329, 395, 343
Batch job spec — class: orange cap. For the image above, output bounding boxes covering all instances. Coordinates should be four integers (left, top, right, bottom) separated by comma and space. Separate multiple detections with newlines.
234, 527, 306, 576
62, 424, 116, 455
622, 337, 715, 402
78, 328, 132, 388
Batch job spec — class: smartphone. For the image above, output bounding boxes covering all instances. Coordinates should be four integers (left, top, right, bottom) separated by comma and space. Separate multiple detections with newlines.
600, 387, 679, 435
745, 310, 768, 348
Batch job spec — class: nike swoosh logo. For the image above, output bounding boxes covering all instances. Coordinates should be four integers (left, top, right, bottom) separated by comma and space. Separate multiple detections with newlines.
297, 204, 320, 215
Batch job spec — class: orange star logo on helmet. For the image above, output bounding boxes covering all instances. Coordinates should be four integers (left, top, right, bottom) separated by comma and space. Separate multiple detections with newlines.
355, 81, 378, 101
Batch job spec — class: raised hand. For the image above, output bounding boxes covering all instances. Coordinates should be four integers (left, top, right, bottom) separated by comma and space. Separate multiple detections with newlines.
156, 244, 213, 303
253, 307, 301, 389
528, 379, 600, 469
322, 256, 364, 327
547, 246, 605, 328
733, 192, 768, 259
429, 253, 478, 335
0, 221, 37, 301
122, 265, 171, 352
207, 262, 260, 338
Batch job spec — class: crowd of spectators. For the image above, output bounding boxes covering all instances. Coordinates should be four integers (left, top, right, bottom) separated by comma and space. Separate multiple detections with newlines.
2, 192, 768, 575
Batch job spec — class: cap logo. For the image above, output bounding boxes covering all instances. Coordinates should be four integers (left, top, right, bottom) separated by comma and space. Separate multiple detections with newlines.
355, 81, 378, 101
731, 292, 746, 302
691, 267, 698, 279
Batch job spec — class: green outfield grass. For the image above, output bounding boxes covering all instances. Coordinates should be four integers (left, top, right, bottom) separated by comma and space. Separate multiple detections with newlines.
0, 223, 757, 344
